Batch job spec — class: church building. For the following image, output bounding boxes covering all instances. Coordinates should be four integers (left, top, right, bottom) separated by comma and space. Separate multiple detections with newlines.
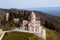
6, 11, 43, 33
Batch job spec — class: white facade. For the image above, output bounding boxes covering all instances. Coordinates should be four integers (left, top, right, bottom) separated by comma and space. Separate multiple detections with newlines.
6, 13, 9, 21
28, 11, 42, 32
31, 12, 36, 32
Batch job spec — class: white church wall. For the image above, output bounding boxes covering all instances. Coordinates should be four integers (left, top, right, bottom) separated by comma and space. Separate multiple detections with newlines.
42, 29, 46, 40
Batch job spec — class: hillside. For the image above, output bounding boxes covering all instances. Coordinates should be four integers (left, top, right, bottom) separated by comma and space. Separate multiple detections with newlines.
46, 28, 60, 40
0, 8, 60, 33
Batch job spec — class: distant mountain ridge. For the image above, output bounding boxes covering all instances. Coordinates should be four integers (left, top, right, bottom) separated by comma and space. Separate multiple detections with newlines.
26, 7, 60, 17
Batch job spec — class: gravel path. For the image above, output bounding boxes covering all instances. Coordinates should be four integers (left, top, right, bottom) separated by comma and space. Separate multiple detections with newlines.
0, 32, 6, 40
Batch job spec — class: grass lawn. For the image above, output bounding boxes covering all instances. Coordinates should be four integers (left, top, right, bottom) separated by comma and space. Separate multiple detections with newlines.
2, 31, 42, 40
46, 29, 60, 40
7, 36, 28, 40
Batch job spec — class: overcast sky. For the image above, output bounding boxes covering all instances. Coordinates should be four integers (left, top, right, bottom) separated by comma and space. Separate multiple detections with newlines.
0, 0, 60, 9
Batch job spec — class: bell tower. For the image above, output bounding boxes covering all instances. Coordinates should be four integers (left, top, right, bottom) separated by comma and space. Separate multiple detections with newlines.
31, 11, 36, 32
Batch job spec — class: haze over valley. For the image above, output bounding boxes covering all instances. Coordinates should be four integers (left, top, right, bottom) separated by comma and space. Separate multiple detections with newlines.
26, 7, 60, 17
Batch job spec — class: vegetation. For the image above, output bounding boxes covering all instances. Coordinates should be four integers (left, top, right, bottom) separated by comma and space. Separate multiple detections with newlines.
41, 20, 56, 31
46, 28, 60, 40
9, 11, 29, 23
3, 21, 15, 31
2, 32, 42, 40
3, 26, 15, 31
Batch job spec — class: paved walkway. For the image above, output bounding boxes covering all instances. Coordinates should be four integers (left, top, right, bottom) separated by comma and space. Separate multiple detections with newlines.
0, 32, 6, 40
